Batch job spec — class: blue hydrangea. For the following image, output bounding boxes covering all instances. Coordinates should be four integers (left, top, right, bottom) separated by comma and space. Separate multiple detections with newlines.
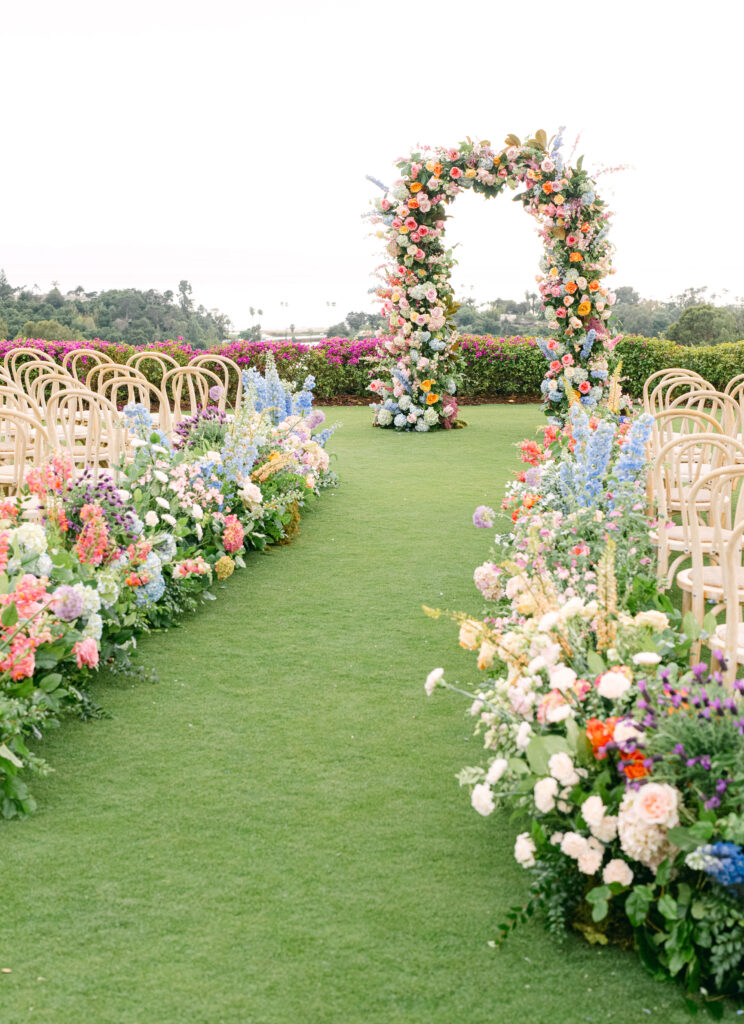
135, 570, 166, 606
686, 842, 744, 888
394, 413, 407, 429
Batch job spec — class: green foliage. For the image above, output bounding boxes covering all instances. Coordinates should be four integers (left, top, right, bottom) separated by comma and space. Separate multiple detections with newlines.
666, 303, 739, 346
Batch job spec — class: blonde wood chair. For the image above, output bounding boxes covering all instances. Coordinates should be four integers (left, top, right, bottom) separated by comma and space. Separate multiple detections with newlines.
85, 362, 148, 393
643, 369, 707, 415
647, 375, 714, 419
3, 347, 56, 382
125, 351, 181, 386
189, 353, 243, 411
0, 409, 51, 496
667, 389, 742, 438
61, 348, 116, 379
724, 373, 744, 397
45, 388, 128, 482
652, 434, 744, 586
159, 366, 225, 436
709, 515, 744, 686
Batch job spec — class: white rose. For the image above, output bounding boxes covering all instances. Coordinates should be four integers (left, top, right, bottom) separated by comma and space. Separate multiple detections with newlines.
471, 783, 495, 817
118, 489, 131, 500
632, 651, 662, 666
548, 752, 576, 784
603, 858, 634, 887
597, 670, 631, 700
514, 832, 536, 868
144, 510, 159, 527
581, 795, 605, 829
633, 782, 679, 827
486, 758, 508, 784
425, 667, 444, 696
546, 703, 573, 724
634, 610, 669, 631
534, 777, 559, 813
613, 719, 645, 747
560, 832, 588, 859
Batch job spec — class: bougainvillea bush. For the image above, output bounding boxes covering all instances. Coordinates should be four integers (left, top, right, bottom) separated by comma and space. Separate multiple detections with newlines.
424, 406, 744, 1010
0, 355, 338, 818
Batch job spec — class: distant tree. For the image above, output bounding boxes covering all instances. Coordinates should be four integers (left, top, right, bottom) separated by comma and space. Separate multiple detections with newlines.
666, 304, 738, 346
22, 318, 79, 340
615, 286, 640, 305
0, 315, 8, 339
46, 287, 65, 308
178, 280, 193, 312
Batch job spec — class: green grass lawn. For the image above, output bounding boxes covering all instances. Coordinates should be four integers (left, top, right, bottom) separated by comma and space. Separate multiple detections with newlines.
1, 405, 693, 1023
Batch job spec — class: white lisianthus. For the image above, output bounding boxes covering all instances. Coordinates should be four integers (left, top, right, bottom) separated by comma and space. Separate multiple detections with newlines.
486, 758, 508, 784
534, 776, 559, 813
514, 832, 536, 867
424, 667, 444, 696
471, 783, 495, 817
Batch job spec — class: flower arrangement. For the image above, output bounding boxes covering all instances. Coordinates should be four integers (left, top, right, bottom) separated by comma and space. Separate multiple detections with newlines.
0, 361, 339, 820
367, 129, 626, 429
424, 404, 744, 1008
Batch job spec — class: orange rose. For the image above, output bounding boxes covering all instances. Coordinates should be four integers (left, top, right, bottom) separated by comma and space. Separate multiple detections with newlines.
542, 181, 553, 194
408, 198, 419, 209
420, 379, 434, 392
565, 281, 578, 295
589, 279, 600, 291
433, 163, 442, 177
586, 717, 619, 757
577, 301, 592, 316
621, 749, 648, 781
569, 252, 584, 262
553, 194, 565, 206
426, 393, 439, 405
410, 182, 422, 193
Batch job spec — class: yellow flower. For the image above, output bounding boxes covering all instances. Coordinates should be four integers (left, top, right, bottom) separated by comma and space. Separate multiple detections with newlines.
553, 194, 565, 206
577, 301, 592, 316
420, 379, 434, 392
426, 392, 439, 405
465, 168, 477, 178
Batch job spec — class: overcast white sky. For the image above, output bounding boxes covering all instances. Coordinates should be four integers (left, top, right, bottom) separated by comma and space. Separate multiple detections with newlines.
3, 0, 742, 333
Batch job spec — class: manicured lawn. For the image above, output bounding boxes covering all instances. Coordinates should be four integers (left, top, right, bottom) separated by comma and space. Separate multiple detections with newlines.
2, 406, 691, 1023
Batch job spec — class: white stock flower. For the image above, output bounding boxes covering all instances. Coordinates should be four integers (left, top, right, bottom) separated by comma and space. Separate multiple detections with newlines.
155, 496, 171, 510
162, 514, 177, 526
191, 504, 204, 520
486, 758, 508, 784
153, 470, 169, 484
548, 752, 577, 785
534, 777, 559, 813
471, 783, 495, 817
515, 722, 533, 750
632, 651, 662, 666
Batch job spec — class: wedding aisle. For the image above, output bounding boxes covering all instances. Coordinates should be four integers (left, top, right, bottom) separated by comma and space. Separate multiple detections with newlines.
2, 406, 688, 1023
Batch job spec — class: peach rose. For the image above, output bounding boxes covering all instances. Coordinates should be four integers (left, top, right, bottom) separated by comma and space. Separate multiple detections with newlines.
634, 783, 679, 828
603, 858, 634, 887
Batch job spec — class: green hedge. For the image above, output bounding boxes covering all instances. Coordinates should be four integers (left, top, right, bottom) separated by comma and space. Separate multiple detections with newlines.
616, 336, 744, 395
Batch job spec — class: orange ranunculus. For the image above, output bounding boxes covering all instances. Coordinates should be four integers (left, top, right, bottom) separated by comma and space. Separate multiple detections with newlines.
433, 163, 442, 177
426, 393, 439, 405
410, 182, 422, 193
420, 379, 434, 392
580, 221, 590, 232
577, 301, 592, 316
621, 749, 648, 780
565, 281, 578, 295
408, 198, 419, 209
569, 252, 584, 262
589, 279, 600, 291
553, 194, 565, 206
586, 716, 619, 758
522, 493, 538, 509
542, 181, 553, 194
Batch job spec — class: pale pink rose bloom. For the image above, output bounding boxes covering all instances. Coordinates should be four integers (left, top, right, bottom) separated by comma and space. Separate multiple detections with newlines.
477, 641, 497, 671
548, 752, 576, 784
458, 620, 480, 650
603, 859, 634, 887
424, 668, 444, 696
591, 816, 618, 843
634, 783, 679, 827
597, 670, 631, 699
486, 758, 508, 784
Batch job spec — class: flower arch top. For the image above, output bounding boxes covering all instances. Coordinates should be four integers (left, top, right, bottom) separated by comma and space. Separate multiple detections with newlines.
367, 130, 623, 430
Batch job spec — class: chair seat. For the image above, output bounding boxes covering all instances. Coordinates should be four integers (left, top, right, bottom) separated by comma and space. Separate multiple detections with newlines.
677, 564, 744, 595
668, 486, 711, 509
710, 623, 744, 664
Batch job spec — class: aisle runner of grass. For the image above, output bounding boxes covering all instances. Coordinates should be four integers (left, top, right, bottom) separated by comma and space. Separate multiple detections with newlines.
3, 407, 689, 1023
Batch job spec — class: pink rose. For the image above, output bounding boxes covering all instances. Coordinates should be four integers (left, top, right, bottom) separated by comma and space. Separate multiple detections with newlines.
634, 783, 679, 827
603, 859, 634, 887
74, 637, 99, 670
449, 166, 463, 179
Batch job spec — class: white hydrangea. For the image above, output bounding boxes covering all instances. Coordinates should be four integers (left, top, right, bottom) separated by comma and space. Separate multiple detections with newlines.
13, 522, 47, 556
72, 583, 101, 618
617, 790, 678, 871
96, 571, 120, 609
82, 613, 103, 641
376, 408, 393, 427
423, 408, 439, 426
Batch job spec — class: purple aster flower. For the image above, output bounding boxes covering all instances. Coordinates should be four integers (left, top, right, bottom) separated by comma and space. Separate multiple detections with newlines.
51, 585, 84, 622
473, 505, 496, 529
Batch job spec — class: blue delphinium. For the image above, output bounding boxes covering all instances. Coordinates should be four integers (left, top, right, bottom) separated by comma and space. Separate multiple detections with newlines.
686, 843, 744, 889
558, 406, 616, 510
614, 413, 653, 485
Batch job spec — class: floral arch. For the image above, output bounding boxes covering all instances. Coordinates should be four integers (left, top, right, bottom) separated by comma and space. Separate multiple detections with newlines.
367, 129, 622, 431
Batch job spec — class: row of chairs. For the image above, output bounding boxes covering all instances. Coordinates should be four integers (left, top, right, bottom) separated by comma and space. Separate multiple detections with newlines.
648, 368, 744, 683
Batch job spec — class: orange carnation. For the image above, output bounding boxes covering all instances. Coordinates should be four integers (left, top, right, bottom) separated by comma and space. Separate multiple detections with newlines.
426, 393, 439, 405
569, 252, 584, 262
565, 281, 578, 295
577, 301, 592, 316
589, 279, 600, 291
410, 182, 422, 193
